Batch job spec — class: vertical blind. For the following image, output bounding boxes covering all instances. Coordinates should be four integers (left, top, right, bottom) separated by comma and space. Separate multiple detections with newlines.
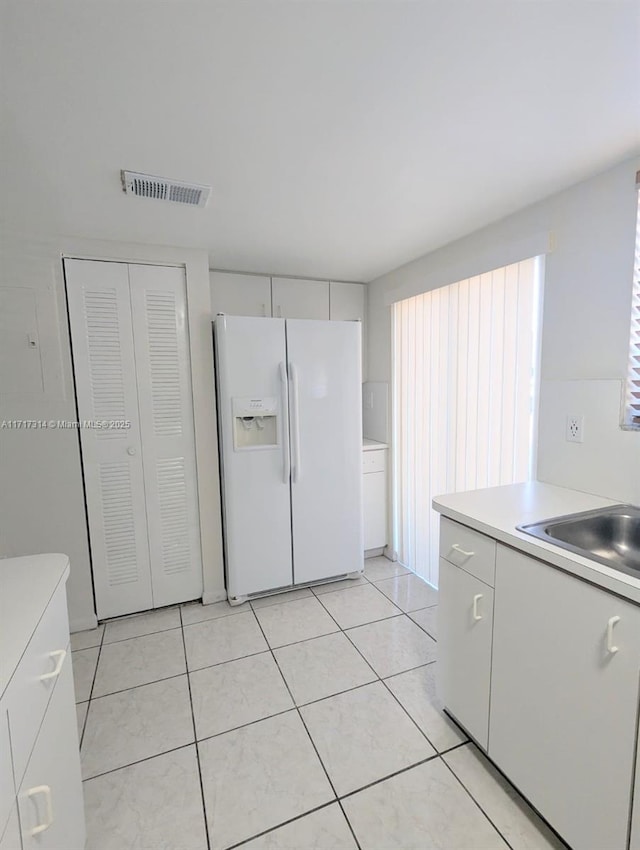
392, 256, 541, 586
624, 182, 640, 428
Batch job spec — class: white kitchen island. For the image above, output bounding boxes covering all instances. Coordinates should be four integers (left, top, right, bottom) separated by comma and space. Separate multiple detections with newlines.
0, 554, 85, 849
433, 482, 640, 850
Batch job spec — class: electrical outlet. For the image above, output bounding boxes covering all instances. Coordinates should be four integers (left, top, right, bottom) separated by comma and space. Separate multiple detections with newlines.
566, 415, 584, 443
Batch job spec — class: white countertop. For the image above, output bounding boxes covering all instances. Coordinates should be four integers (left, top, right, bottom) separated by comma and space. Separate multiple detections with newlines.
363, 438, 388, 451
0, 553, 70, 698
433, 482, 640, 605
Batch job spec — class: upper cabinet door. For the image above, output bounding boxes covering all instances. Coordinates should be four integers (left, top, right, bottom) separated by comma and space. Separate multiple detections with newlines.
210, 271, 271, 318
329, 282, 365, 322
330, 282, 367, 380
272, 278, 329, 320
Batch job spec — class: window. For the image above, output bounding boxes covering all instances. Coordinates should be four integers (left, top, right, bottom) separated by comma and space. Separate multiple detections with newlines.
392, 256, 542, 585
623, 177, 640, 430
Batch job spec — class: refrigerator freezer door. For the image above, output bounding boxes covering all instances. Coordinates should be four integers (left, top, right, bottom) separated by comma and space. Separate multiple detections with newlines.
215, 316, 293, 599
286, 320, 364, 584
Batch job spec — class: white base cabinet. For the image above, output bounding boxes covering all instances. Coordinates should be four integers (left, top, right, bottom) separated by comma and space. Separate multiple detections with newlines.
1, 556, 85, 850
17, 661, 84, 850
438, 558, 494, 749
490, 545, 640, 850
437, 519, 640, 850
363, 447, 387, 552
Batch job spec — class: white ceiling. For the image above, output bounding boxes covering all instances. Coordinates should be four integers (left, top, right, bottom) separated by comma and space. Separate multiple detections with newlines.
1, 1, 639, 281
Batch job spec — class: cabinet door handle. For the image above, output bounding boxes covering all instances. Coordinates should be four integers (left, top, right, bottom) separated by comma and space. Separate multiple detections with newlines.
40, 649, 66, 681
27, 785, 53, 835
472, 594, 483, 621
451, 543, 475, 559
607, 616, 621, 654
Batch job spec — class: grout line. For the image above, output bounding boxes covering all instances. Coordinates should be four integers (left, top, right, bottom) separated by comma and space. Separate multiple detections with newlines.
86, 671, 188, 701
100, 623, 182, 646
439, 752, 516, 850
179, 606, 212, 850
338, 751, 442, 801
248, 605, 353, 849
226, 800, 338, 850
81, 742, 195, 783
78, 624, 106, 749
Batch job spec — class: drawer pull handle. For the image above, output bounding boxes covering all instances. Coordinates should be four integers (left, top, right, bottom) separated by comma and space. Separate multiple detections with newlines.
472, 594, 483, 621
607, 616, 621, 654
40, 649, 66, 681
27, 785, 53, 835
451, 543, 475, 559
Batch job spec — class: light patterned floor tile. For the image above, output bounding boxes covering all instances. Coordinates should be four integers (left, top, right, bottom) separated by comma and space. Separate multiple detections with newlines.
409, 605, 438, 640
71, 647, 99, 703
242, 804, 358, 849
184, 611, 268, 670
317, 583, 401, 629
443, 744, 565, 849
301, 681, 435, 795
83, 746, 207, 850
363, 557, 410, 582
76, 701, 88, 739
199, 711, 334, 849
375, 573, 438, 612
181, 599, 248, 626
103, 607, 181, 643
274, 632, 376, 705
254, 597, 339, 648
190, 652, 293, 739
385, 663, 467, 752
81, 675, 193, 779
343, 758, 509, 849
92, 629, 186, 696
346, 615, 437, 678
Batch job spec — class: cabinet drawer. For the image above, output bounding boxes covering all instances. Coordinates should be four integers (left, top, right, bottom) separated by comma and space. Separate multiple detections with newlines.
362, 449, 386, 474
440, 518, 496, 587
17, 658, 85, 850
6, 584, 70, 786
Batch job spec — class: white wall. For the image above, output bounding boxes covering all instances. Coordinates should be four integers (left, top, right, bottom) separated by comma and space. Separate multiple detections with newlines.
368, 156, 640, 504
0, 231, 225, 631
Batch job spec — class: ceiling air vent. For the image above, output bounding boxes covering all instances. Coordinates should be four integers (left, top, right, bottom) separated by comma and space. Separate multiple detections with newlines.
121, 171, 211, 207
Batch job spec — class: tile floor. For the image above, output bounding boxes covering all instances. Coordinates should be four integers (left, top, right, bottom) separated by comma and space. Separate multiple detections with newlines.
72, 557, 565, 850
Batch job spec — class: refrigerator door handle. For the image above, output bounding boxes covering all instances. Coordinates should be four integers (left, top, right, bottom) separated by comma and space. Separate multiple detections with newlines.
279, 362, 291, 484
289, 362, 302, 483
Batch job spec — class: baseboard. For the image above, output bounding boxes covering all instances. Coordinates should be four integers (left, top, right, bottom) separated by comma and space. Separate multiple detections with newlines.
364, 547, 385, 559
202, 589, 228, 605
69, 613, 98, 634
384, 545, 398, 562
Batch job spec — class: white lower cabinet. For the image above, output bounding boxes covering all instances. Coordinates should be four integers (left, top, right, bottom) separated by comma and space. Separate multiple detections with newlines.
17, 658, 84, 850
438, 558, 494, 748
489, 545, 640, 850
363, 448, 387, 552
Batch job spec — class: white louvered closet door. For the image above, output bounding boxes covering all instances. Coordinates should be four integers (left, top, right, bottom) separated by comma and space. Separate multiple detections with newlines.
65, 259, 203, 619
65, 259, 154, 618
128, 264, 202, 607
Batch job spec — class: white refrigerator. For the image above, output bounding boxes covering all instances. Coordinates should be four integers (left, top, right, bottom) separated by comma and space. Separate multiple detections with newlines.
214, 315, 364, 602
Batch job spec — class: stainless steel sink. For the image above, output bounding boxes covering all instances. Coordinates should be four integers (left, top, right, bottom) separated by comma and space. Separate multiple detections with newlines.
518, 505, 640, 578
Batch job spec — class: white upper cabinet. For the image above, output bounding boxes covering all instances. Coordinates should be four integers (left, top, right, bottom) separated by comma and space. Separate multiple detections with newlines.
272, 277, 329, 320
329, 282, 365, 322
210, 271, 272, 318
330, 282, 367, 380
